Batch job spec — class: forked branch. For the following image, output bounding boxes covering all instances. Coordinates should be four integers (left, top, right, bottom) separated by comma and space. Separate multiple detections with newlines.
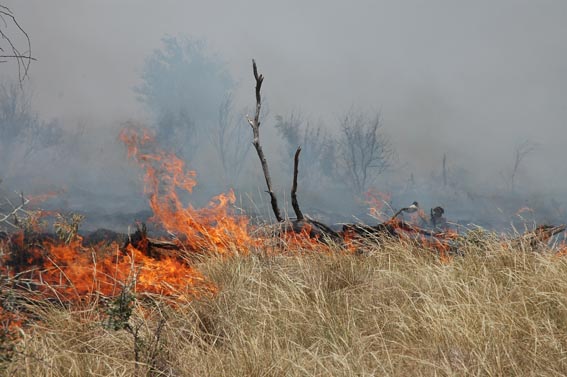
247, 59, 283, 222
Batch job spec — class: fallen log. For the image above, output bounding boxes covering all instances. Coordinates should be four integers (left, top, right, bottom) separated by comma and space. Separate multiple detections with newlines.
81, 227, 181, 254
343, 219, 442, 238
123, 223, 182, 258
342, 218, 461, 256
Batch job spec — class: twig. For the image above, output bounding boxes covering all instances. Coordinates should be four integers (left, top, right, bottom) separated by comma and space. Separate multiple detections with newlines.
0, 7, 33, 82
0, 193, 29, 225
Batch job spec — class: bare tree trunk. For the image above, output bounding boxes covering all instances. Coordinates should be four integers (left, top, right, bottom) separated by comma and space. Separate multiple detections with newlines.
291, 146, 304, 221
509, 141, 536, 192
247, 60, 283, 222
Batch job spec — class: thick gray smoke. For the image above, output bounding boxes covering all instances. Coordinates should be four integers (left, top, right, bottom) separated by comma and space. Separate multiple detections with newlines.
1, 0, 566, 231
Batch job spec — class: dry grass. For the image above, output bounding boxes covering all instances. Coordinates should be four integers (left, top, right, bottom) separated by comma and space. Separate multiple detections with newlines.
3, 235, 567, 376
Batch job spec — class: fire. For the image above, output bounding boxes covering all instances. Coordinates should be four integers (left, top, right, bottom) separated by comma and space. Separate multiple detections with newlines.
0, 127, 253, 317
282, 222, 337, 253
364, 188, 392, 221
119, 128, 253, 254
0, 125, 494, 338
1, 236, 215, 301
555, 242, 567, 258
416, 233, 454, 263
27, 189, 66, 206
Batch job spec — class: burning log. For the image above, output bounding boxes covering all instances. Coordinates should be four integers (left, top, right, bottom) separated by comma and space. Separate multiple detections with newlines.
124, 223, 182, 259
344, 216, 566, 256
281, 218, 341, 243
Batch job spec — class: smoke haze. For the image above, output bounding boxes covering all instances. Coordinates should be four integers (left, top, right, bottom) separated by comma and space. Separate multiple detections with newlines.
1, 0, 566, 229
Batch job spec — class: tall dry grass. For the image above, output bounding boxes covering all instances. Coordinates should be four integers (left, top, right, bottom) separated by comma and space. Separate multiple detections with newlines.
3, 234, 567, 376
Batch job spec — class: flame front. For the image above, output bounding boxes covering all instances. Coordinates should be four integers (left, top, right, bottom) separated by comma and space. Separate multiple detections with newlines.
1, 127, 255, 307
2, 238, 216, 301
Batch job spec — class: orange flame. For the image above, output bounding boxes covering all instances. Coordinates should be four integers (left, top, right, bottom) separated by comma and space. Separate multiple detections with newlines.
364, 188, 392, 221
555, 242, 567, 258
281, 223, 327, 252
27, 189, 66, 205
1, 236, 216, 302
119, 128, 253, 254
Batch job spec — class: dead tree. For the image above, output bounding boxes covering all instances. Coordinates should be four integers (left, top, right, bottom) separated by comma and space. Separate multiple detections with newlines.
509, 141, 536, 192
246, 60, 283, 222
338, 110, 394, 195
246, 60, 340, 242
499, 141, 537, 192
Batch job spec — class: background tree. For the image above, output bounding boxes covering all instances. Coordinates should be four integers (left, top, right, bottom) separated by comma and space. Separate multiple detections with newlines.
0, 81, 63, 178
501, 140, 537, 192
274, 110, 394, 195
210, 93, 252, 186
137, 36, 233, 162
337, 110, 394, 195
274, 112, 336, 188
153, 107, 196, 159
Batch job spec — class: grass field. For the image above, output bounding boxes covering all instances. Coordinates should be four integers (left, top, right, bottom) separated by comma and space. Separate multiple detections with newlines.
2, 233, 567, 377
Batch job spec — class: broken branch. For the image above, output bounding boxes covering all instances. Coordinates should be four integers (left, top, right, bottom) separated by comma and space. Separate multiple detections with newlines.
291, 146, 304, 221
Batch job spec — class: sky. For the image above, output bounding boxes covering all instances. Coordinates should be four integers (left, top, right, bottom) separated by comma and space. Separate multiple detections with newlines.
3, 0, 567, 195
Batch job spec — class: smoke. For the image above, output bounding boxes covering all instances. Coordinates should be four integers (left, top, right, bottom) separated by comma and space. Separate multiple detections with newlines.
1, 0, 566, 230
